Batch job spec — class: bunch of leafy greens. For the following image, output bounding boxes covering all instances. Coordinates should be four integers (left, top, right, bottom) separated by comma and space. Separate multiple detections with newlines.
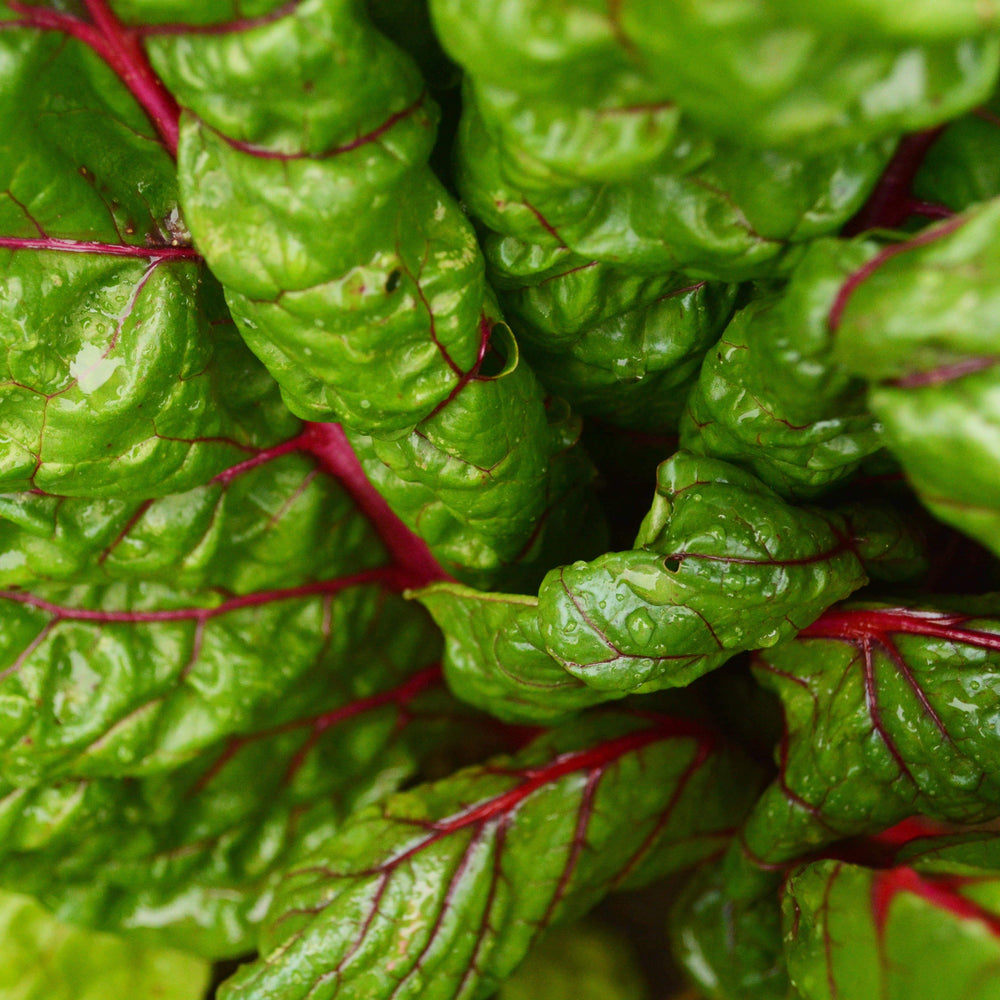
6, 1, 1000, 998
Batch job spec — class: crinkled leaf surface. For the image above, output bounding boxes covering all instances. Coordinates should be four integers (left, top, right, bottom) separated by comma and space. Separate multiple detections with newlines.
742, 599, 1000, 869
515, 280, 736, 434
0, 887, 210, 1000
681, 241, 884, 498
126, 0, 596, 582
220, 713, 762, 1000
456, 93, 891, 282
417, 453, 923, 720
0, 10, 298, 498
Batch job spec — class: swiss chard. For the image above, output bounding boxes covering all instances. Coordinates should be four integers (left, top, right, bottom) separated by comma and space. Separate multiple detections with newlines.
7, 3, 1000, 999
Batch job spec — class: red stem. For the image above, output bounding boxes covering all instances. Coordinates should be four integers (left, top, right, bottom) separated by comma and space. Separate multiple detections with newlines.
0, 236, 199, 258
800, 606, 1000, 652
842, 128, 947, 236
301, 423, 450, 589
9, 0, 180, 156
0, 567, 406, 624
872, 867, 1000, 940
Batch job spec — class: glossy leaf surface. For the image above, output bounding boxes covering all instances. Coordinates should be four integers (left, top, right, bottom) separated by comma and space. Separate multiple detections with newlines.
221, 713, 761, 1000
742, 600, 1000, 869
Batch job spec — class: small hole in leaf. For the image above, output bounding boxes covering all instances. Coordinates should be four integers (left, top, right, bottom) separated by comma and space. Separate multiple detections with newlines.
663, 558, 681, 572
385, 270, 401, 293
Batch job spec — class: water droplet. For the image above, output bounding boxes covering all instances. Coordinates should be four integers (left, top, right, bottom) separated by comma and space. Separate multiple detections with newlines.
626, 609, 655, 646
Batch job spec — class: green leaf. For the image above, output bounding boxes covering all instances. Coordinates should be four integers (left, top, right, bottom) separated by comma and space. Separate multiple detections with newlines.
914, 91, 1000, 210
740, 599, 1000, 871
784, 855, 1000, 1000
680, 240, 884, 498
417, 582, 609, 723
418, 453, 919, 718
769, 0, 1000, 41
456, 92, 891, 282
219, 713, 761, 1000
671, 860, 793, 1000
513, 278, 737, 434
831, 202, 1000, 555
0, 665, 507, 958
0, 16, 296, 498
0, 448, 384, 589
620, 2, 1000, 149
542, 453, 887, 692
433, 0, 999, 150
0, 887, 210, 1000
140, 0, 597, 580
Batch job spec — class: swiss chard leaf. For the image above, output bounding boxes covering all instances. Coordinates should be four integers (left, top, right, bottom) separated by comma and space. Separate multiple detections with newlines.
220, 712, 762, 1000
456, 92, 891, 282
418, 453, 922, 720
619, 3, 1000, 149
512, 279, 737, 434
681, 240, 884, 498
827, 202, 1000, 555
784, 855, 1000, 1000
0, 665, 505, 958
670, 858, 793, 1000
740, 599, 1000, 871
127, 0, 598, 582
0, 11, 296, 497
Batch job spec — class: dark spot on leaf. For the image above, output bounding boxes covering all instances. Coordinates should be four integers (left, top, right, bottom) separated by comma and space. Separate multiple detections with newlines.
663, 558, 681, 572
385, 270, 401, 293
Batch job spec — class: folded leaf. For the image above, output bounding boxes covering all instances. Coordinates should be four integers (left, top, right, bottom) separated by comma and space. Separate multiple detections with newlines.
419, 453, 921, 719
220, 712, 762, 1000
681, 241, 883, 498
417, 583, 609, 724
831, 201, 1000, 555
